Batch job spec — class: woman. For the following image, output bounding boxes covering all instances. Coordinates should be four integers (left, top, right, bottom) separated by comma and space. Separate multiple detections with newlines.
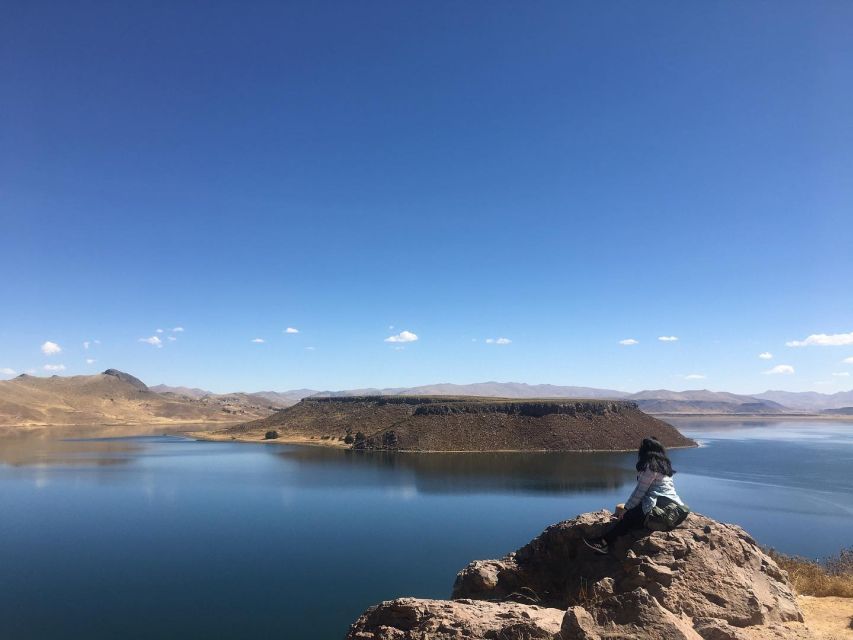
584, 437, 686, 555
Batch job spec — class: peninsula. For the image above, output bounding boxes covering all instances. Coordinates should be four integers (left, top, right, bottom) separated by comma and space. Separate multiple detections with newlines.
198, 395, 697, 451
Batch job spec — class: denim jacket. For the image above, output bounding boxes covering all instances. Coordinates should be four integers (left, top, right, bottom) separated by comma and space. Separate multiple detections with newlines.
623, 468, 683, 514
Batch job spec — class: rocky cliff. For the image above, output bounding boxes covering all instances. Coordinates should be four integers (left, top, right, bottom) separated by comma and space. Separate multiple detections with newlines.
347, 511, 813, 639
212, 396, 696, 451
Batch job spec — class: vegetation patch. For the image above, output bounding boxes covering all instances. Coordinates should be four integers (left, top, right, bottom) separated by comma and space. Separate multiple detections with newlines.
767, 547, 853, 597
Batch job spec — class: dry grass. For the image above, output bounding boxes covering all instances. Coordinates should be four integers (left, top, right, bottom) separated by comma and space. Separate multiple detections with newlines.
768, 547, 853, 598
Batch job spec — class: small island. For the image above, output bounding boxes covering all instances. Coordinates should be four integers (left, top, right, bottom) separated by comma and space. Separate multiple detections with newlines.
196, 395, 697, 452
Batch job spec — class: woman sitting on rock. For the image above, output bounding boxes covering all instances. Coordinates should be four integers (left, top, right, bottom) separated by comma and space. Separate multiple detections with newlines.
584, 437, 688, 555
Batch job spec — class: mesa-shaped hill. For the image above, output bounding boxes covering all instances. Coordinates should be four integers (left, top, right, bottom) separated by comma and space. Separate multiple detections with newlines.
207, 395, 696, 451
0, 370, 276, 428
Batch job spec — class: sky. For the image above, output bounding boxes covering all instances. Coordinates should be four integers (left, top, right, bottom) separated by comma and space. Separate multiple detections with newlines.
2, 1, 852, 394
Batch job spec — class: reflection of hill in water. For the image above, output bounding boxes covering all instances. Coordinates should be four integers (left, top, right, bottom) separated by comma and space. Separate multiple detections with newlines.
277, 447, 637, 495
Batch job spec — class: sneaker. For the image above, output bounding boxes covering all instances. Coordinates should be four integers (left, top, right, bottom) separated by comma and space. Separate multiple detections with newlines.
583, 537, 609, 555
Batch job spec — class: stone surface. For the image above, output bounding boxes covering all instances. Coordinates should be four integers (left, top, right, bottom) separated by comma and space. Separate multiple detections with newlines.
348, 512, 815, 640
345, 597, 563, 640
453, 511, 803, 628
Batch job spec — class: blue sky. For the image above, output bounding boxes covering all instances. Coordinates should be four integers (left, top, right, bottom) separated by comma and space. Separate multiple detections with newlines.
2, 1, 852, 394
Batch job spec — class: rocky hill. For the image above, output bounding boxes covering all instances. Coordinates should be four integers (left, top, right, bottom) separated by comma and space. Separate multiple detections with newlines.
348, 511, 812, 639
205, 396, 696, 451
0, 370, 277, 428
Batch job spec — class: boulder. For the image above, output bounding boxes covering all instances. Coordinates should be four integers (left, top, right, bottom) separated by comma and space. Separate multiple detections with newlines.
346, 597, 563, 640
348, 512, 813, 640
453, 511, 802, 628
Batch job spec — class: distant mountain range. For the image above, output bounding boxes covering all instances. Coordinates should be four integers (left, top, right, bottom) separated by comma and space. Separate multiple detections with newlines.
153, 381, 853, 415
3, 373, 852, 430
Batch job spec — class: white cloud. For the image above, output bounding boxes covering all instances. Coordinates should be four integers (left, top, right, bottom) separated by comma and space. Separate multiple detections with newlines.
41, 341, 62, 355
832, 372, 850, 377
764, 364, 795, 375
843, 356, 853, 365
685, 374, 706, 380
85, 358, 96, 365
167, 336, 177, 341
786, 331, 853, 347
758, 352, 773, 360
0, 367, 15, 376
385, 330, 418, 343
83, 341, 90, 350
485, 337, 512, 345
156, 328, 164, 334
658, 336, 678, 342
251, 338, 265, 343
139, 336, 163, 348
304, 346, 315, 351
619, 338, 639, 346
172, 327, 184, 333
44, 364, 66, 372
284, 327, 299, 334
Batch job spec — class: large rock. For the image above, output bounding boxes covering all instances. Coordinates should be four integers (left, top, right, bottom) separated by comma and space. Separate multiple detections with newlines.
346, 597, 563, 640
453, 511, 802, 628
348, 512, 813, 640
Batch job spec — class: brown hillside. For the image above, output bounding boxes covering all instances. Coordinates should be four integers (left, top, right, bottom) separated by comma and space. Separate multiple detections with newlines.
0, 370, 275, 428
211, 396, 696, 451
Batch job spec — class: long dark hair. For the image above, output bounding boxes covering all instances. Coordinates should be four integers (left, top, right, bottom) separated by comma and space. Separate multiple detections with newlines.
636, 437, 674, 476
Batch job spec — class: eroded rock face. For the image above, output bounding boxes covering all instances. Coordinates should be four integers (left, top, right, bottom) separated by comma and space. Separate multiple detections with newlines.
453, 511, 802, 629
347, 512, 811, 640
346, 598, 563, 640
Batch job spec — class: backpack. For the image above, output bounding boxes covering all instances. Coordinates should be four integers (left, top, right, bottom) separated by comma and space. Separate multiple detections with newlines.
644, 501, 691, 532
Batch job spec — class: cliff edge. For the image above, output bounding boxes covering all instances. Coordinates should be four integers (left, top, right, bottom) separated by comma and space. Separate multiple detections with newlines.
210, 396, 696, 451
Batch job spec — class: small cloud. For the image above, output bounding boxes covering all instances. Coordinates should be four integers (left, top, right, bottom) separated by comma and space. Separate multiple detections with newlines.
832, 372, 850, 377
156, 328, 164, 334
758, 352, 773, 360
85, 358, 96, 365
485, 337, 512, 345
685, 374, 706, 380
167, 336, 177, 341
251, 338, 265, 343
658, 336, 678, 342
83, 341, 90, 350
393, 346, 405, 351
284, 327, 299, 334
139, 336, 163, 348
843, 356, 853, 364
172, 327, 184, 333
41, 341, 62, 355
304, 346, 315, 351
0, 367, 15, 376
786, 331, 853, 347
471, 338, 477, 342
619, 338, 639, 346
764, 364, 795, 375
385, 330, 418, 343
44, 364, 66, 372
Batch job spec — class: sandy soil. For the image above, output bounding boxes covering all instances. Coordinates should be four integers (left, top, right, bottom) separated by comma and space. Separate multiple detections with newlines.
801, 596, 853, 639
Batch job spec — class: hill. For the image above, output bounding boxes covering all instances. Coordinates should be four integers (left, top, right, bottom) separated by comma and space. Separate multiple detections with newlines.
755, 389, 853, 412
310, 382, 628, 400
204, 395, 696, 451
627, 389, 787, 414
0, 370, 276, 428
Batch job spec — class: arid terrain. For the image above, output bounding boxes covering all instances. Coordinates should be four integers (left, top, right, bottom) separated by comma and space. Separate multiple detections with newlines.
199, 395, 697, 451
0, 369, 279, 430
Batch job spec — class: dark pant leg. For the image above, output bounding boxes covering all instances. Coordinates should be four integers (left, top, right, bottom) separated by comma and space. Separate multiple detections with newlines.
603, 504, 646, 545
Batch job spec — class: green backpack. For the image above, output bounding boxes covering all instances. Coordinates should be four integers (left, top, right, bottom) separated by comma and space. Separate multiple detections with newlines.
644, 501, 691, 532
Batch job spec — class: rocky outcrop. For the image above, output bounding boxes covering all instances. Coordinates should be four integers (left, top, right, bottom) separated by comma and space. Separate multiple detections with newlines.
347, 512, 812, 640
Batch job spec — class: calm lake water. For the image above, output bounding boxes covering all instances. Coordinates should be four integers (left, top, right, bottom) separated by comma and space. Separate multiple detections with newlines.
1, 419, 852, 639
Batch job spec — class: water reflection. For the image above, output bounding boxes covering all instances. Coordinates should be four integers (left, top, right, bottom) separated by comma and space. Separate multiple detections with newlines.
277, 446, 637, 494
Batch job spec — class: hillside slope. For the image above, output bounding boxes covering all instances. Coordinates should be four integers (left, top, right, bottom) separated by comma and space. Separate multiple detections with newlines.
208, 396, 696, 451
0, 370, 276, 428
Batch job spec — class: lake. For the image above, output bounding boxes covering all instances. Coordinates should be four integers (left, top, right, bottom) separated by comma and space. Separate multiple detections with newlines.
1, 419, 851, 639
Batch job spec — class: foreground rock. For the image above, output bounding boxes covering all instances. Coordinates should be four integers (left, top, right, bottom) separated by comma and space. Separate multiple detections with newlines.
348, 511, 813, 639
214, 396, 696, 451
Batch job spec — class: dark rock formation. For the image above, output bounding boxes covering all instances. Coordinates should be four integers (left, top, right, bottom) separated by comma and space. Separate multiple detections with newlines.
347, 512, 812, 640
218, 396, 696, 452
102, 369, 149, 392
